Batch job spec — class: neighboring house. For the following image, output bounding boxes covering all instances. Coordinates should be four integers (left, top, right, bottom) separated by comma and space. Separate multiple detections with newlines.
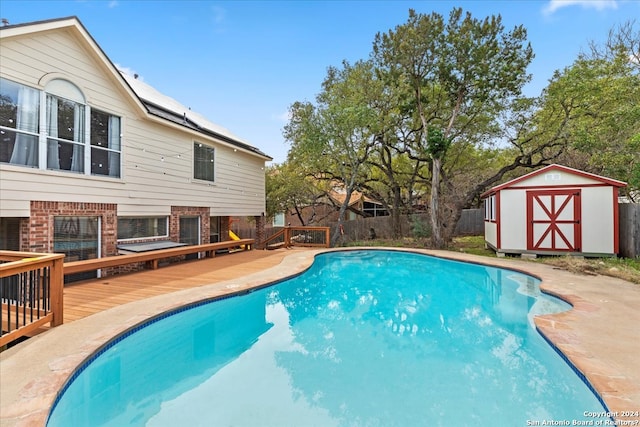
481, 164, 626, 257
284, 189, 388, 227
0, 17, 271, 274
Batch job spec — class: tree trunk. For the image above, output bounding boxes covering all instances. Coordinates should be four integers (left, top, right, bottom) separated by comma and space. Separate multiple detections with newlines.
430, 158, 444, 248
391, 184, 403, 238
330, 188, 353, 247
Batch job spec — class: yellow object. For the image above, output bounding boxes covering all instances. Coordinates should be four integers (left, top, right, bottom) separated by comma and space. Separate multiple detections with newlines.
229, 230, 245, 249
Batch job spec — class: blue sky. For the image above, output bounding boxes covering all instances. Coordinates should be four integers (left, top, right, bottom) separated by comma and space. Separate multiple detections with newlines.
1, 0, 637, 163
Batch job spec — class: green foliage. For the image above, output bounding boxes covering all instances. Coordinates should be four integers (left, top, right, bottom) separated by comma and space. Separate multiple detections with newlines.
534, 22, 640, 197
425, 126, 451, 159
281, 8, 639, 248
410, 215, 431, 239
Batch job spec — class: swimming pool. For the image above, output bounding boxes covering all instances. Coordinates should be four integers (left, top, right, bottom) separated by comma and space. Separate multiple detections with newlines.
47, 250, 607, 426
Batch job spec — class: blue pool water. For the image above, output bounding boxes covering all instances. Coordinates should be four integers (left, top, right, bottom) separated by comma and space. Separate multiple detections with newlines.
47, 250, 607, 426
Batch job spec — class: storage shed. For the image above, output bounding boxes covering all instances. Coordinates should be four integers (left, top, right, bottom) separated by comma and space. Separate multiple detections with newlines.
481, 164, 626, 257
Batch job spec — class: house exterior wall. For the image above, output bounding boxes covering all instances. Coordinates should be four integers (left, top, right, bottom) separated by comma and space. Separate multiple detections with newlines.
0, 26, 267, 218
0, 18, 268, 259
169, 206, 210, 245
29, 201, 117, 255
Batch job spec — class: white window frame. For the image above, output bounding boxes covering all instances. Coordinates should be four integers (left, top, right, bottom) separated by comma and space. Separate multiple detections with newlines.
117, 216, 169, 241
193, 141, 215, 183
0, 77, 122, 178
484, 195, 496, 222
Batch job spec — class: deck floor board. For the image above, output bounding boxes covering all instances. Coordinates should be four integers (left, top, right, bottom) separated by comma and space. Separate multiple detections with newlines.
58, 249, 296, 325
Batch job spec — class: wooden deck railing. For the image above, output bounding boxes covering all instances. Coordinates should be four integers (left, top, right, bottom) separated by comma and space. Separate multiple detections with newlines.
263, 227, 330, 249
0, 240, 254, 347
64, 239, 255, 275
0, 251, 65, 347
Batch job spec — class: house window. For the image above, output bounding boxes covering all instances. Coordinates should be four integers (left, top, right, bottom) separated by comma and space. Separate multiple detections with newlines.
54, 216, 100, 282
117, 217, 168, 240
46, 93, 86, 173
0, 78, 40, 167
91, 109, 121, 177
194, 142, 215, 182
1, 77, 122, 178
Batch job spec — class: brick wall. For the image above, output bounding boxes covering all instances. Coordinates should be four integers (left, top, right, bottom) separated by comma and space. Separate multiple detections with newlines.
255, 214, 265, 246
28, 201, 118, 256
170, 206, 210, 244
220, 216, 230, 241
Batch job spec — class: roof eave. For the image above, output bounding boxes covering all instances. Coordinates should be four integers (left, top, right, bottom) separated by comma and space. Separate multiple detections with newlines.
143, 101, 272, 160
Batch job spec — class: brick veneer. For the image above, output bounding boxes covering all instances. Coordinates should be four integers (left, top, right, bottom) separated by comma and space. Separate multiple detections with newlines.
170, 206, 212, 243
23, 202, 260, 277
28, 201, 118, 256
255, 214, 266, 247
220, 215, 230, 242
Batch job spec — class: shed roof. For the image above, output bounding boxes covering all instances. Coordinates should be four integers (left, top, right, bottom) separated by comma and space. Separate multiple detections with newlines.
481, 164, 627, 198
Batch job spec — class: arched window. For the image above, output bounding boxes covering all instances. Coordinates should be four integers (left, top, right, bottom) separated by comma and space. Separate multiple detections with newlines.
45, 79, 86, 173
1, 77, 121, 177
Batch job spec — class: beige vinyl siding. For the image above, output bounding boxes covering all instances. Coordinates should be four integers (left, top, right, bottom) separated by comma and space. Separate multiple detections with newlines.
1, 29, 131, 112
1, 22, 267, 219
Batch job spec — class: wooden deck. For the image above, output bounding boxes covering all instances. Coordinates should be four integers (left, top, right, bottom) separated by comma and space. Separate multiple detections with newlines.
60, 249, 299, 324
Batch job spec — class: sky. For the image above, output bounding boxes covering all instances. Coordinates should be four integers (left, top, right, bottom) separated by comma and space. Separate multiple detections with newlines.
1, 0, 638, 164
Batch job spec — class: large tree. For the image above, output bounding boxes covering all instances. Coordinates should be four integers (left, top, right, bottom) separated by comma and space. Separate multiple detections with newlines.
371, 8, 534, 248
283, 60, 380, 245
265, 163, 324, 225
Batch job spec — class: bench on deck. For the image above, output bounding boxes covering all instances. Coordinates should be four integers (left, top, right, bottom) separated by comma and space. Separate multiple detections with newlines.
63, 239, 255, 275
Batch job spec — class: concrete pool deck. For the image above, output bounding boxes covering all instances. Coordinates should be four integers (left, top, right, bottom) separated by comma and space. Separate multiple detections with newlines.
1, 248, 639, 426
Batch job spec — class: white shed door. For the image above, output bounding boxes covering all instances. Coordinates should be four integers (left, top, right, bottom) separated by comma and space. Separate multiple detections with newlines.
526, 190, 582, 252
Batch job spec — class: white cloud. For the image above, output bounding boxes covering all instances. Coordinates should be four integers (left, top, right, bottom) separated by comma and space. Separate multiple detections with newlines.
543, 0, 618, 14
108, 1, 118, 8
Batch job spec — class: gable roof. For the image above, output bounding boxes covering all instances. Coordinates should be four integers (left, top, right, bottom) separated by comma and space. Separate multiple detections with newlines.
121, 73, 271, 158
481, 164, 627, 198
0, 16, 271, 160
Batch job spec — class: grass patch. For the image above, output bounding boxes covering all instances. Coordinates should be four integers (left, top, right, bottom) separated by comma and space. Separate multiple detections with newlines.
539, 256, 640, 284
447, 235, 496, 257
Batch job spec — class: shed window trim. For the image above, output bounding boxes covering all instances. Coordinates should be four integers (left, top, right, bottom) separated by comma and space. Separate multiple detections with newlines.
484, 195, 496, 222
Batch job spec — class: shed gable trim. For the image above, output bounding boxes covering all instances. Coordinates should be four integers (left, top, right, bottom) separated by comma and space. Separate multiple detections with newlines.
481, 164, 627, 198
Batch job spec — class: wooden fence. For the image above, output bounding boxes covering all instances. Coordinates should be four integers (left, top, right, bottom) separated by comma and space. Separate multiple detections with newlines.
619, 203, 640, 258
336, 209, 484, 242
319, 205, 640, 258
